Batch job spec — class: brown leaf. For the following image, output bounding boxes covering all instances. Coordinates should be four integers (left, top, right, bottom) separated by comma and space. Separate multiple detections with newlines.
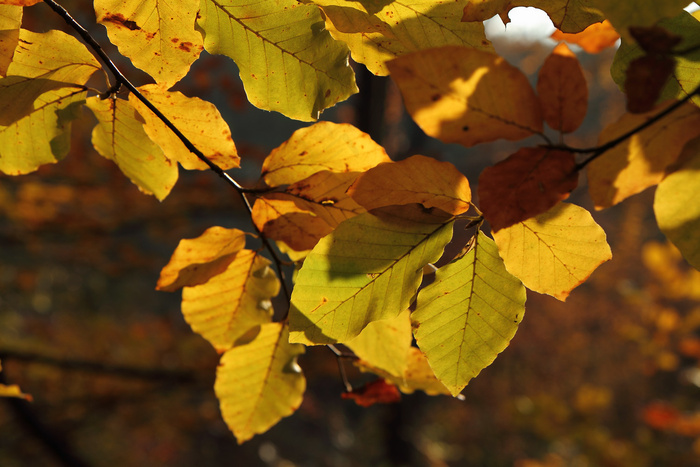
341, 379, 401, 407
478, 147, 578, 231
537, 43, 588, 133
624, 55, 675, 113
550, 21, 620, 54
629, 25, 682, 55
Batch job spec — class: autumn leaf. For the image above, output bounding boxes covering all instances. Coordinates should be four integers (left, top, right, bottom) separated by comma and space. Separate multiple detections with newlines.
537, 43, 588, 133
654, 139, 700, 270
341, 379, 401, 407
388, 46, 543, 148
0, 0, 41, 5
413, 231, 526, 396
215, 323, 305, 443
624, 55, 675, 114
0, 359, 31, 401
591, 0, 688, 39
587, 101, 700, 209
261, 122, 390, 187
492, 202, 612, 300
348, 155, 472, 216
0, 5, 21, 76
550, 20, 620, 54
478, 147, 578, 231
310, 0, 492, 76
198, 0, 357, 121
181, 250, 279, 351
129, 84, 239, 171
94, 0, 203, 87
156, 226, 246, 292
289, 205, 454, 345
86, 96, 178, 200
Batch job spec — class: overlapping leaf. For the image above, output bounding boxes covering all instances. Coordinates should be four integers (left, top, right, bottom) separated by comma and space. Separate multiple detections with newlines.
0, 5, 21, 76
198, 0, 357, 121
588, 101, 700, 209
537, 43, 588, 133
551, 20, 619, 54
387, 46, 543, 147
413, 231, 526, 396
654, 140, 700, 270
86, 96, 178, 200
591, 0, 688, 38
285, 171, 366, 226
478, 147, 578, 231
0, 88, 86, 175
156, 226, 246, 292
289, 205, 454, 345
462, 0, 604, 33
130, 84, 239, 170
492, 202, 612, 300
215, 323, 305, 443
348, 155, 472, 215
181, 250, 279, 351
94, 0, 203, 87
261, 122, 390, 186
310, 0, 492, 76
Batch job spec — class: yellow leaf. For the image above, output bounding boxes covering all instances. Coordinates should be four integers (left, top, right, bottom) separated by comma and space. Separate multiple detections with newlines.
346, 309, 413, 378
588, 101, 700, 209
311, 0, 492, 76
0, 88, 86, 175
286, 171, 366, 227
261, 122, 390, 187
0, 0, 41, 7
348, 155, 471, 215
215, 322, 305, 443
182, 250, 279, 351
591, 0, 688, 39
157, 226, 246, 292
0, 5, 21, 76
94, 0, 203, 87
129, 84, 239, 170
86, 96, 178, 200
387, 46, 543, 148
0, 359, 31, 401
493, 202, 612, 300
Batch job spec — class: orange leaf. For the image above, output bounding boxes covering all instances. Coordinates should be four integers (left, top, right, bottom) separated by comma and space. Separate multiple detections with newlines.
643, 402, 680, 430
624, 55, 675, 113
341, 379, 401, 407
348, 155, 472, 216
537, 43, 588, 133
286, 171, 366, 227
478, 147, 577, 231
550, 21, 620, 54
387, 46, 543, 148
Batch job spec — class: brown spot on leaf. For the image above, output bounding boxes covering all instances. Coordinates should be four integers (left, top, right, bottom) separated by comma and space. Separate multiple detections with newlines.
324, 89, 331, 98
102, 13, 140, 31
430, 93, 440, 102
179, 41, 194, 52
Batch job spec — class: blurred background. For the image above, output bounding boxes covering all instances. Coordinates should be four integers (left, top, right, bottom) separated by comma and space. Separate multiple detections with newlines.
2, 3, 700, 466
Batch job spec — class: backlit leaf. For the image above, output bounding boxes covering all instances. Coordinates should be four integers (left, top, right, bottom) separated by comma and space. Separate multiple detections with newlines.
0, 5, 21, 76
94, 0, 203, 87
462, 0, 604, 34
624, 55, 675, 114
0, 0, 41, 5
182, 250, 279, 351
86, 96, 178, 200
130, 84, 239, 170
0, 88, 86, 175
388, 46, 543, 147
550, 20, 619, 54
492, 202, 612, 300
215, 322, 305, 443
537, 43, 588, 133
198, 0, 357, 121
261, 122, 390, 187
654, 140, 700, 270
591, 0, 688, 38
341, 379, 401, 407
289, 205, 454, 345
310, 0, 492, 76
346, 309, 413, 377
348, 155, 472, 216
0, 77, 86, 126
156, 226, 246, 292
0, 359, 31, 401
413, 231, 526, 396
588, 101, 700, 209
478, 147, 578, 231
286, 171, 366, 227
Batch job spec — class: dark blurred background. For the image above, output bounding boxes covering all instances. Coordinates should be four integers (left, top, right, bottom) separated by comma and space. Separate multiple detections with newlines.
2, 4, 700, 466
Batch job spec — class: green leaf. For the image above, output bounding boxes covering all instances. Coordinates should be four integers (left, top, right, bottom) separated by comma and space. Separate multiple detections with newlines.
215, 322, 305, 444
289, 205, 454, 345
0, 77, 85, 126
310, 0, 492, 76
654, 139, 700, 270
592, 0, 688, 38
413, 231, 526, 396
94, 0, 203, 87
0, 88, 86, 175
0, 5, 22, 76
86, 96, 178, 200
198, 0, 357, 121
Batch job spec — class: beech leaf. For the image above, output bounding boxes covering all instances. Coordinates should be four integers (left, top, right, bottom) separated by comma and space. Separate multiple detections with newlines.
413, 231, 526, 396
387, 46, 543, 148
341, 379, 401, 407
591, 0, 688, 39
215, 323, 305, 444
550, 20, 620, 54
289, 205, 454, 345
0, 5, 21, 76
492, 202, 612, 300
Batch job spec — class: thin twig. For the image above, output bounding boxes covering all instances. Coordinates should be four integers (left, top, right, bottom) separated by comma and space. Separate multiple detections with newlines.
327, 345, 358, 392
42, 0, 291, 303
